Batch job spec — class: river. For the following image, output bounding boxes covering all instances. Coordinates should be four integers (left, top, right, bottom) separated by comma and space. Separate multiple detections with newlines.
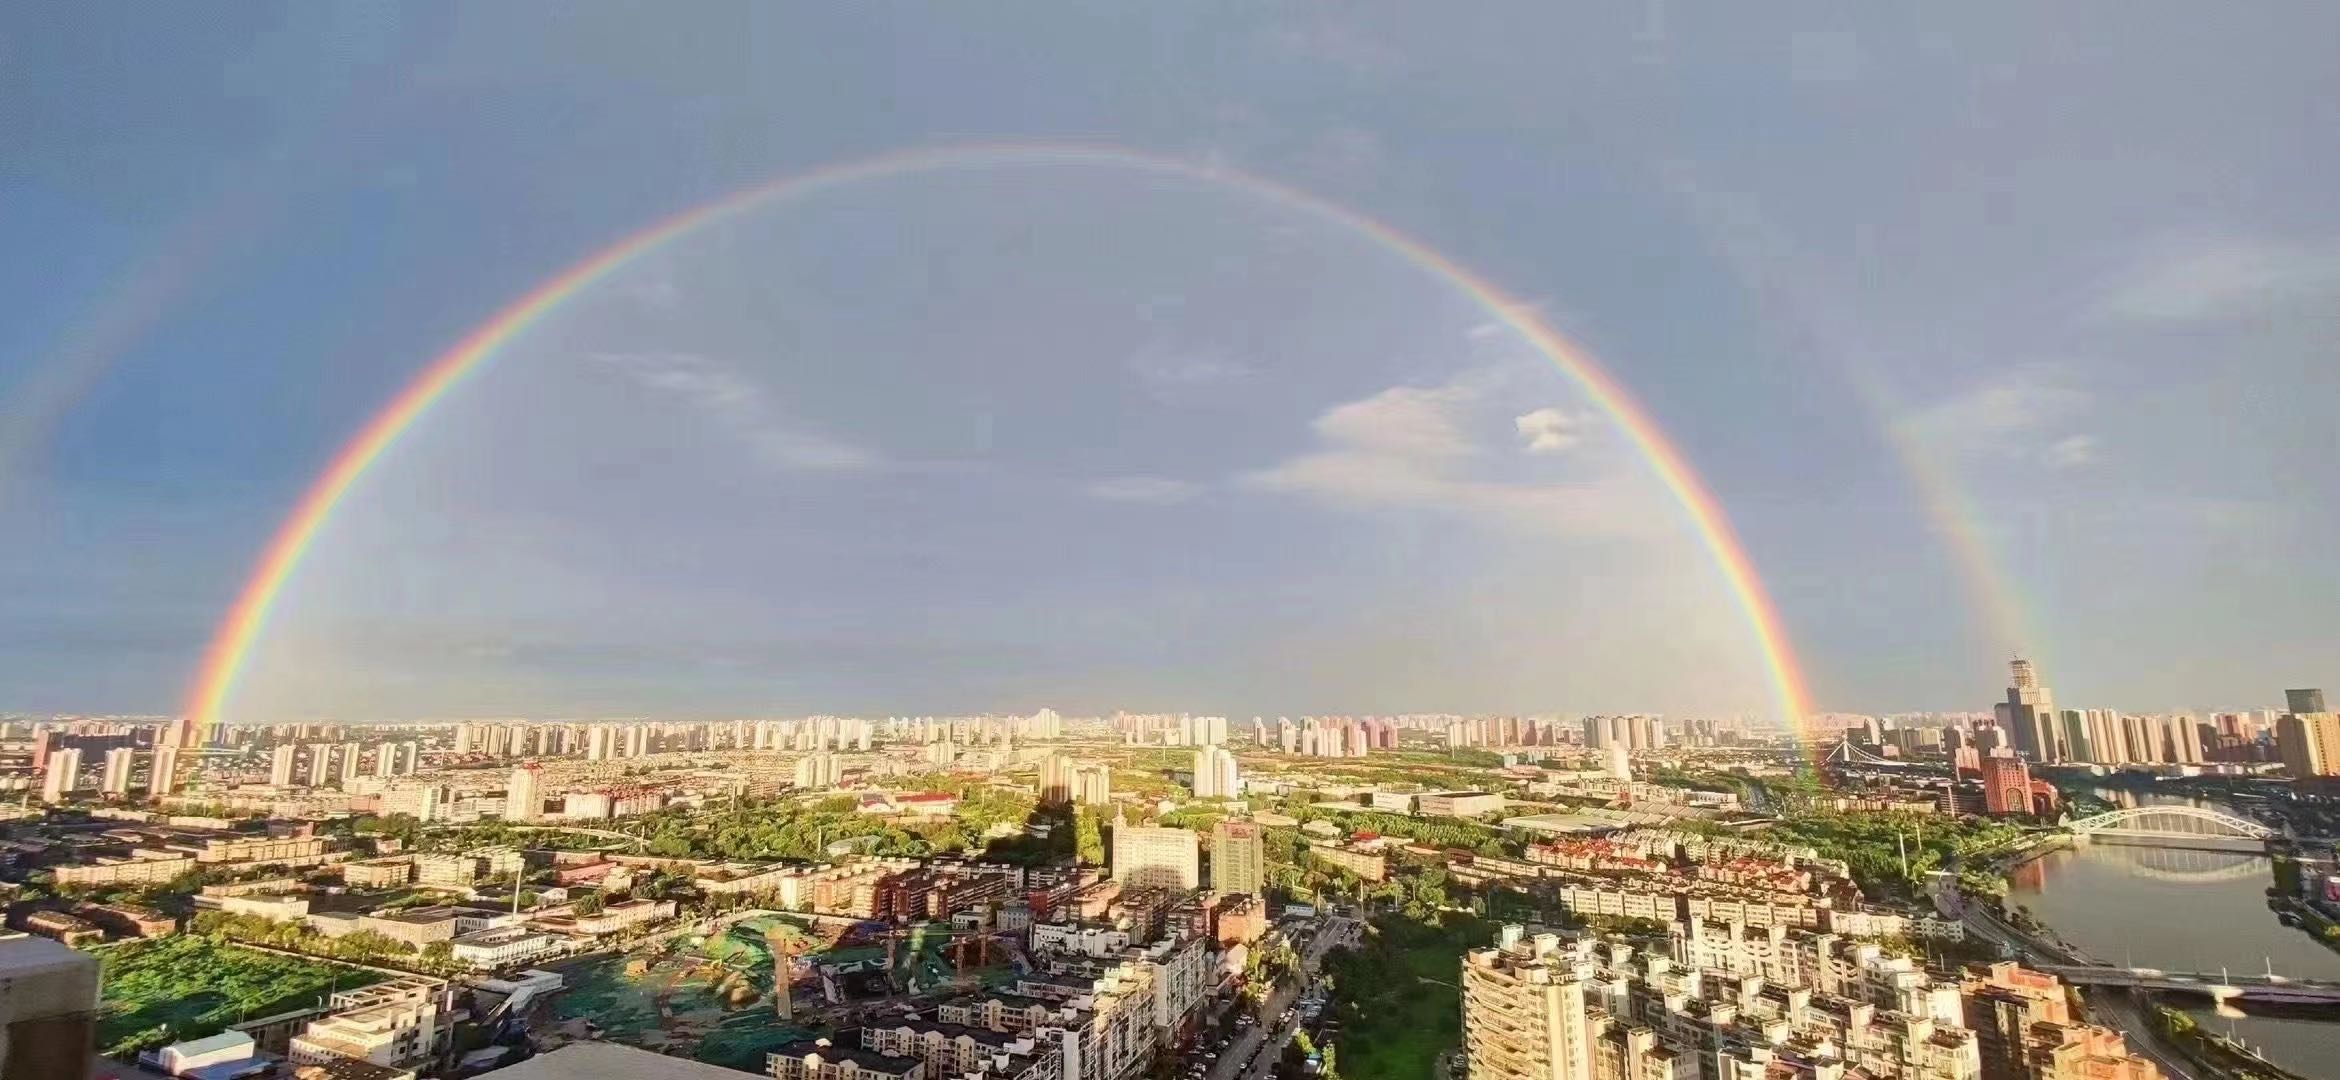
2005, 789, 2340, 1080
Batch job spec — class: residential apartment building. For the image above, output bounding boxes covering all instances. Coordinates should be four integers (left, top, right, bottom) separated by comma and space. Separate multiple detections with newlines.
1109, 819, 1199, 892
1463, 926, 1593, 1080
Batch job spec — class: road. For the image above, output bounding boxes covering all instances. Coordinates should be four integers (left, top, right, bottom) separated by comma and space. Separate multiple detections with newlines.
1204, 915, 1363, 1080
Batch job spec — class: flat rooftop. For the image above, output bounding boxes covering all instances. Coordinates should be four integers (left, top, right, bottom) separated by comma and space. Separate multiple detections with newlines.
452, 1042, 760, 1080
1501, 813, 1628, 836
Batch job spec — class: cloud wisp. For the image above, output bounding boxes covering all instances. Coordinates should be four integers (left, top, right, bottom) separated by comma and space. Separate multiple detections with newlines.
594, 352, 879, 472
1238, 376, 1653, 536
1084, 476, 1205, 504
2094, 236, 2340, 325
1902, 369, 2101, 471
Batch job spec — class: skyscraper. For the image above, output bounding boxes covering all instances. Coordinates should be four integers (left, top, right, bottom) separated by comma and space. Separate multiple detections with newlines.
270, 744, 297, 787
1995, 658, 2059, 763
1463, 925, 1592, 1080
2287, 688, 2327, 715
305, 744, 334, 788
1210, 820, 1265, 896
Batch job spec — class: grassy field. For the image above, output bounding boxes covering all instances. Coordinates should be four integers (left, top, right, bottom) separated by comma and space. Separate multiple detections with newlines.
96, 935, 382, 1056
1323, 914, 1490, 1080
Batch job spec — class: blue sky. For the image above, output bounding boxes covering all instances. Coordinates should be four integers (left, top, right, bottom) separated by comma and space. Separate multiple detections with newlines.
3, 3, 2335, 720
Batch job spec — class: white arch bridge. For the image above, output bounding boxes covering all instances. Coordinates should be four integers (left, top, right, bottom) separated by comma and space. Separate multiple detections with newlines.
2067, 806, 2272, 851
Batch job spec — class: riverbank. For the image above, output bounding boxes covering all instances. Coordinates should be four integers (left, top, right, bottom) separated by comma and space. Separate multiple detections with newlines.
2007, 832, 2340, 1080
2145, 1000, 2310, 1080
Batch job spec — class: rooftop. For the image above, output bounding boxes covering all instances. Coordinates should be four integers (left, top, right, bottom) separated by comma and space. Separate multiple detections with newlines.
469, 1042, 761, 1080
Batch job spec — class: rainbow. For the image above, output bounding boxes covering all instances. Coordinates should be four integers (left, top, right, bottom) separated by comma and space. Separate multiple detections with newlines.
180, 142, 1815, 747
1653, 167, 2033, 679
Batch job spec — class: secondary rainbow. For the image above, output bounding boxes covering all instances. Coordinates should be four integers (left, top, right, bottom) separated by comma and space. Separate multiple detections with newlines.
181, 142, 1816, 747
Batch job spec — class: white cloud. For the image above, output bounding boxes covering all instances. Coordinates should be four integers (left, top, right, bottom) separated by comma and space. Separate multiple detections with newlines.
595, 352, 878, 471
1085, 476, 1203, 504
1904, 369, 2089, 441
2095, 237, 2340, 324
1310, 383, 1480, 459
2041, 435, 2099, 470
1240, 378, 1651, 536
1903, 369, 2105, 471
1514, 407, 1588, 454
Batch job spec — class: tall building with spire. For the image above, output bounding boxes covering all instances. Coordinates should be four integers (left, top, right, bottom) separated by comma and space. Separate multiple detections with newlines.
1995, 657, 2060, 764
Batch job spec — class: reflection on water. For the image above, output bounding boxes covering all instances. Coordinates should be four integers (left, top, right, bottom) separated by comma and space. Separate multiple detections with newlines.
2007, 790, 2340, 1080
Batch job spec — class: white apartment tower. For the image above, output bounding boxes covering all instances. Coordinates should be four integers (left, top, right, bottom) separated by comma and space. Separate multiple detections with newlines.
1463, 925, 1593, 1080
507, 765, 542, 821
42, 748, 82, 803
100, 747, 135, 798
149, 745, 180, 797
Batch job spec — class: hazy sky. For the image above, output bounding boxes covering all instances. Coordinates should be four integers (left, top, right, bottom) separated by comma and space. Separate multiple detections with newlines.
4, 4, 2335, 720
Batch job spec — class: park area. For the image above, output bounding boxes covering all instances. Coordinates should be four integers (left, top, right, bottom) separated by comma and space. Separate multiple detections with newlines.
547, 914, 1021, 1070
96, 935, 383, 1057
1320, 915, 1492, 1080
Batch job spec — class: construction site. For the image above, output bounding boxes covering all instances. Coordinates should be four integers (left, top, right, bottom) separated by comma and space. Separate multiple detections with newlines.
540, 912, 1030, 1071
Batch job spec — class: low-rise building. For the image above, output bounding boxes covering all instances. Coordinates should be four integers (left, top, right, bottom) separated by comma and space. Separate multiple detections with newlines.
413, 853, 479, 889
449, 926, 564, 969
145, 1030, 257, 1077
287, 980, 449, 1073
53, 852, 195, 887
768, 1041, 925, 1080
1308, 843, 1386, 883
221, 892, 312, 922
344, 857, 415, 889
1416, 790, 1505, 818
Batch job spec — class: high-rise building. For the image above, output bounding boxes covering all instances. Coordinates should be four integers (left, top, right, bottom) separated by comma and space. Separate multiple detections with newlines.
793, 752, 839, 791
1981, 757, 2032, 816
100, 747, 135, 797
270, 744, 297, 787
587, 726, 614, 762
2278, 710, 2340, 778
1210, 820, 1265, 896
2287, 689, 2327, 716
305, 744, 334, 788
1963, 961, 2157, 1080
1191, 745, 1240, 799
508, 764, 542, 821
1074, 763, 1113, 807
149, 745, 180, 797
1463, 925, 1592, 1080
339, 741, 364, 785
2055, 710, 2093, 763
1111, 813, 1199, 892
1995, 658, 2059, 763
42, 748, 82, 803
1040, 752, 1073, 805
